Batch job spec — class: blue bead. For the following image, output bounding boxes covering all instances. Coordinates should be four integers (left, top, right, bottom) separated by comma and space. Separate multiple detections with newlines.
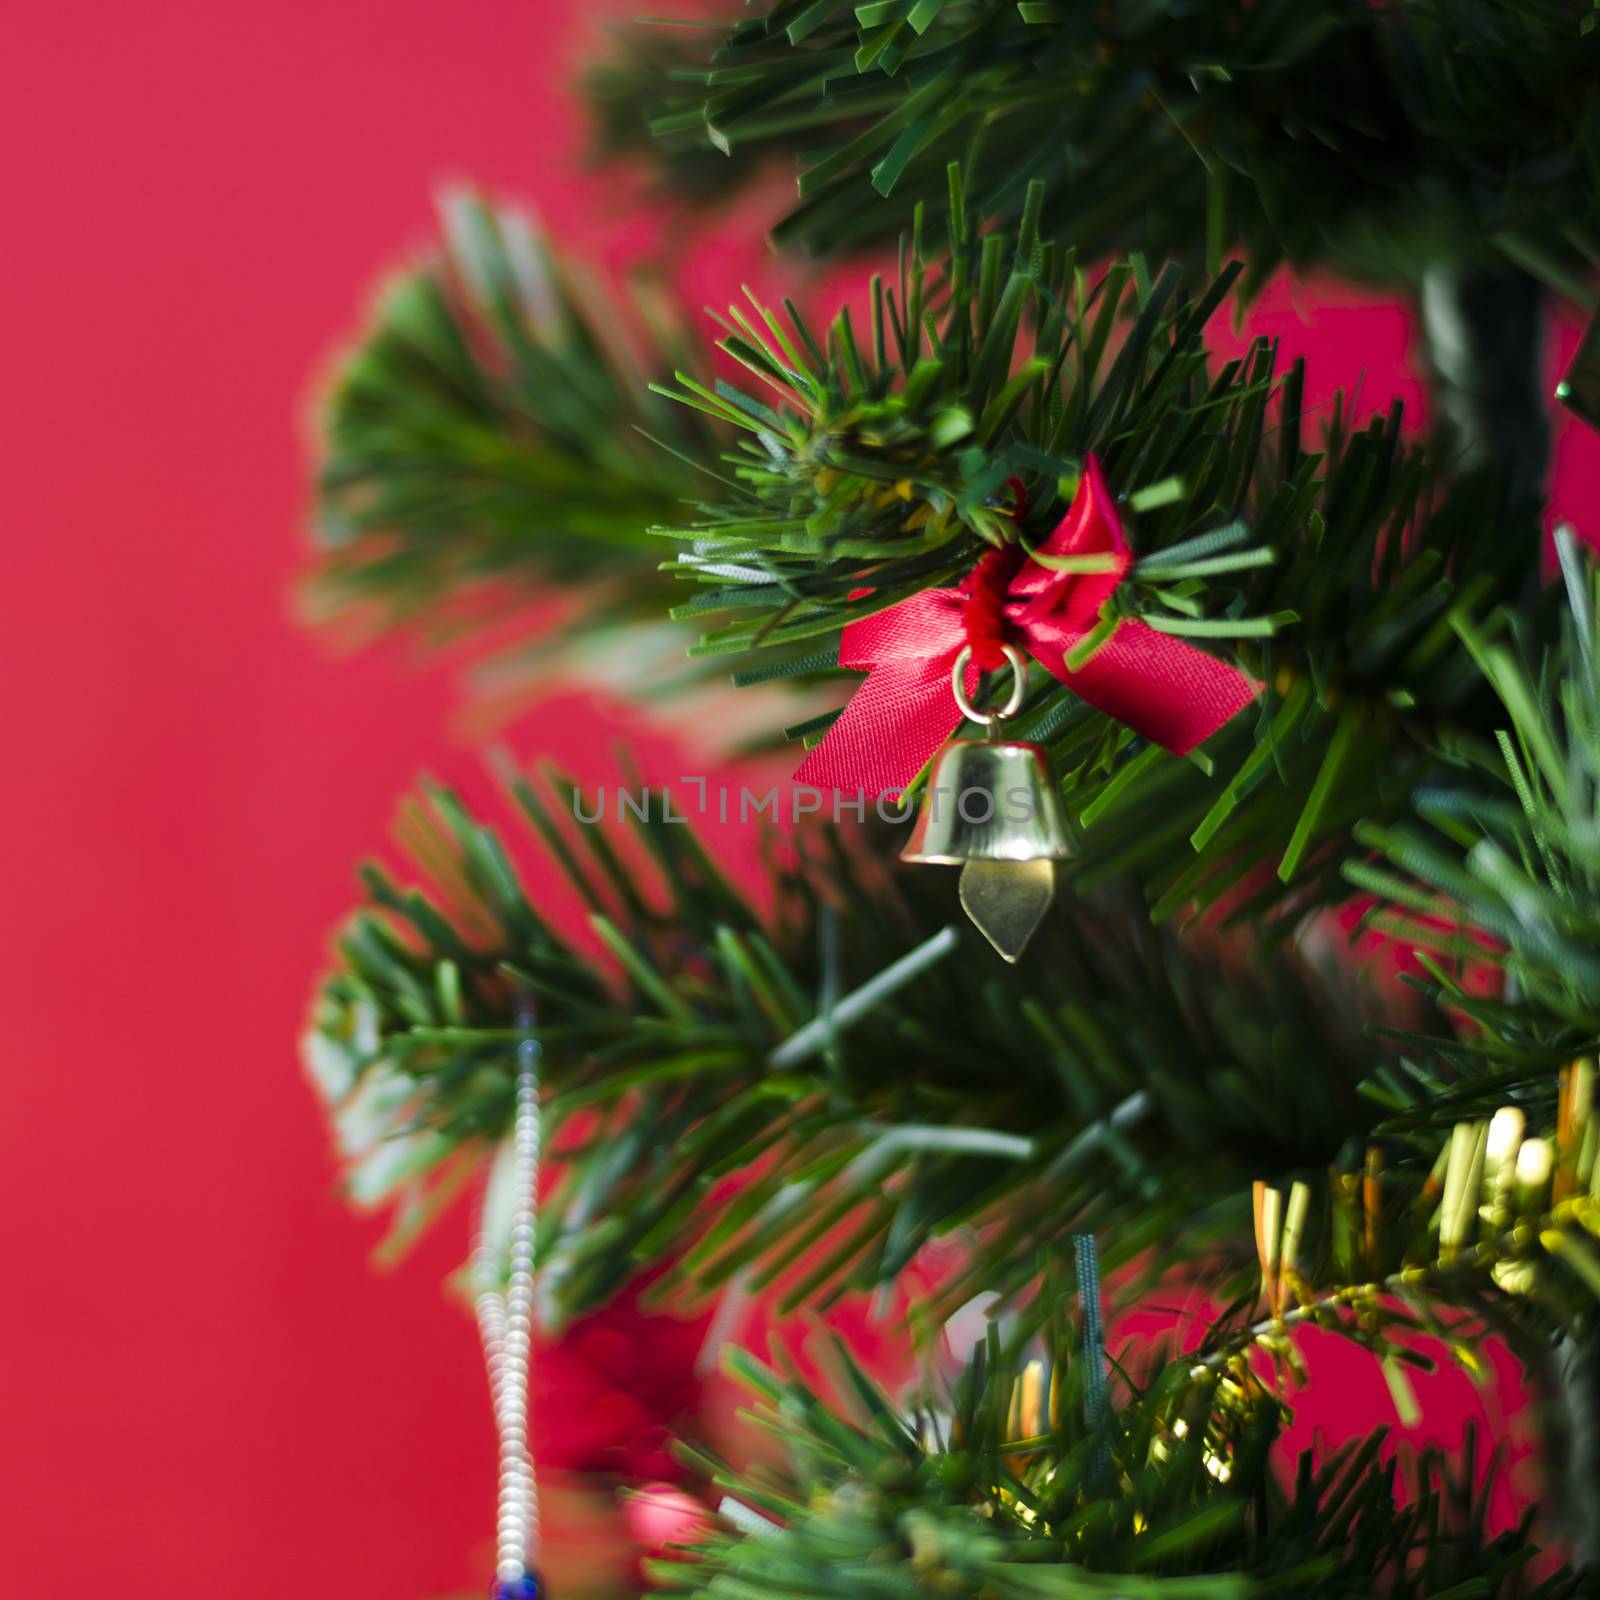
492, 1575, 543, 1600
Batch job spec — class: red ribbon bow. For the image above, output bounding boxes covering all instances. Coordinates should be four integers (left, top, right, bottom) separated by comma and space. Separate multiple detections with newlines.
794, 455, 1260, 795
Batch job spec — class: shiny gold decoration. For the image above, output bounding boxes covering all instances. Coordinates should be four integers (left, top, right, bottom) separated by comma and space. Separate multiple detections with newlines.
1252, 1180, 1308, 1316
1281, 1180, 1309, 1294
1252, 1181, 1283, 1314
1555, 1057, 1595, 1202
1439, 1119, 1487, 1262
955, 859, 1059, 963
1515, 1137, 1554, 1222
1482, 1106, 1524, 1232
1362, 1146, 1383, 1276
1005, 1358, 1050, 1471
900, 644, 1075, 962
902, 739, 1076, 867
1222, 1088, 1600, 1412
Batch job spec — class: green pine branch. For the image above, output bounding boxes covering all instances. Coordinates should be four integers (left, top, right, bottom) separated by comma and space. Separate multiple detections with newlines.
658, 1301, 1594, 1599
1229, 1074, 1600, 1401
307, 187, 716, 655
584, 15, 775, 206
1351, 531, 1600, 1063
655, 198, 1547, 925
294, 20, 1600, 1560
589, 0, 1600, 294
305, 186, 838, 745
309, 763, 1491, 1328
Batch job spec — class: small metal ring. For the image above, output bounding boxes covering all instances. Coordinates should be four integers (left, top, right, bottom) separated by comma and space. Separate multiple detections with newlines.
951, 642, 1028, 726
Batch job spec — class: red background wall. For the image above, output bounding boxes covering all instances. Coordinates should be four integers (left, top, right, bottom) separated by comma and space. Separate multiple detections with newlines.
2, 2, 1598, 1594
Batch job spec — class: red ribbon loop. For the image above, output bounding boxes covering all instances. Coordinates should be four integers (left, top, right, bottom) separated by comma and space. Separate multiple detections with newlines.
794, 455, 1261, 796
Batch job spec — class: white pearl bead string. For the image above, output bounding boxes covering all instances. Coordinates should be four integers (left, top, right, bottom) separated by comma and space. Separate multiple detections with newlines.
473, 1018, 542, 1589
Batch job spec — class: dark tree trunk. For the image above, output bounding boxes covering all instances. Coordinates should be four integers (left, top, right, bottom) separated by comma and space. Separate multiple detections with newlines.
1550, 1327, 1600, 1567
1419, 263, 1550, 503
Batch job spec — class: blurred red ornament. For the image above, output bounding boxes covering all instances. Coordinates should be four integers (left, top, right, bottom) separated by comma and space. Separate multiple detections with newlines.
624, 1482, 708, 1560
532, 1273, 710, 1483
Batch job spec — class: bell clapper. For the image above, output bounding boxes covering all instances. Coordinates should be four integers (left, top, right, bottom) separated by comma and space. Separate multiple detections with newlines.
899, 643, 1076, 962
958, 857, 1058, 964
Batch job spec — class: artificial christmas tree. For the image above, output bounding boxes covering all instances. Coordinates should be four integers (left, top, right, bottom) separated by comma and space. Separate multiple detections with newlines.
303, 3, 1600, 1593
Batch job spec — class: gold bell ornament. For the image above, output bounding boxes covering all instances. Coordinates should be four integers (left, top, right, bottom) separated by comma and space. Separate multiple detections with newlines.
901, 642, 1075, 962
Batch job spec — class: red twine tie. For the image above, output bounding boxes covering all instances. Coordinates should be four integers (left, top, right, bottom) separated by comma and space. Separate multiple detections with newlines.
794, 454, 1261, 796
959, 545, 1023, 671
